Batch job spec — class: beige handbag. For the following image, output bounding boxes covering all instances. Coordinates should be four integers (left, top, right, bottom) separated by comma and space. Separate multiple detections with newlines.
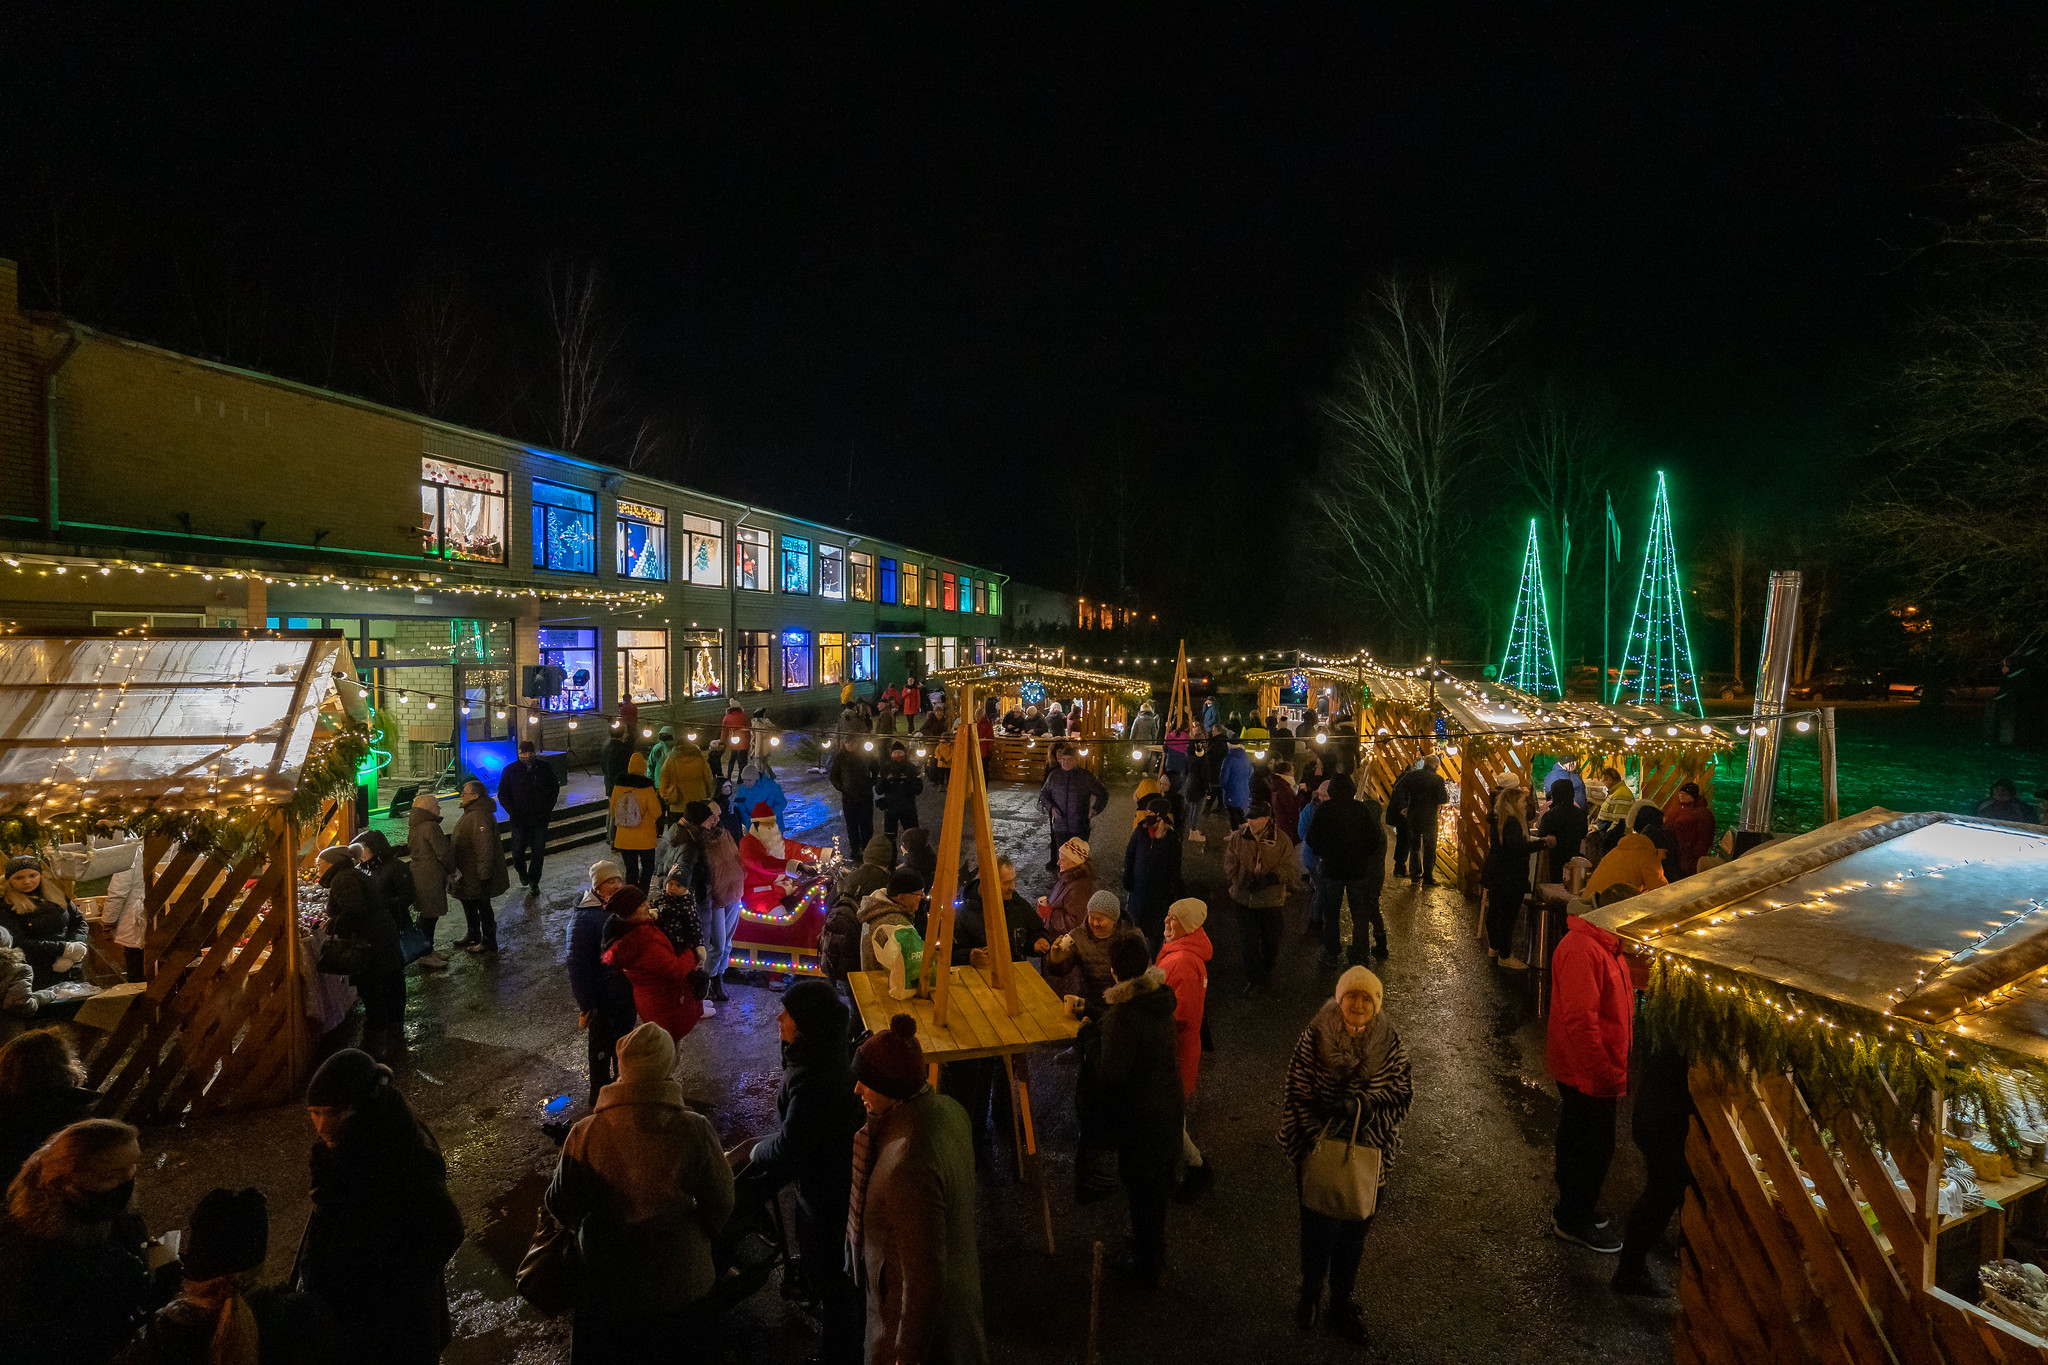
1301, 1099, 1381, 1221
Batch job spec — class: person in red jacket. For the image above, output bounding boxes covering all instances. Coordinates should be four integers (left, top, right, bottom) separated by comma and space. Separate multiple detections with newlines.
1158, 897, 1214, 1201
719, 704, 751, 780
600, 884, 704, 1043
1660, 782, 1716, 877
1545, 912, 1633, 1252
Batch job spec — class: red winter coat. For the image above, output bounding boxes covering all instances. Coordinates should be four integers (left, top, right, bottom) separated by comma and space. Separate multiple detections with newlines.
721, 707, 750, 752
1545, 915, 1633, 1098
1662, 797, 1716, 876
1156, 927, 1212, 1099
602, 919, 703, 1042
1266, 773, 1300, 844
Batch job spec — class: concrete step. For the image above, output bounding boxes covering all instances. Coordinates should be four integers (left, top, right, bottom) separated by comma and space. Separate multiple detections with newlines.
495, 800, 610, 857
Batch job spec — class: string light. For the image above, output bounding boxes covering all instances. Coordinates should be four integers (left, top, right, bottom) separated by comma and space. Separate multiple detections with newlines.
1500, 519, 1563, 698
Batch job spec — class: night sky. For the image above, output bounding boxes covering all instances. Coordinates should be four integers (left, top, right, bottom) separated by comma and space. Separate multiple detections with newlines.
6, 5, 2047, 639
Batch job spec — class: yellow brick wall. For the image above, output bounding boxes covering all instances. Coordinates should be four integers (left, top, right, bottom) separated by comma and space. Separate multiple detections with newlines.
0, 262, 39, 522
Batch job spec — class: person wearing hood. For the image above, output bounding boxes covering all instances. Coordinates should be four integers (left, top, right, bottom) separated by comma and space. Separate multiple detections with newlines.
732, 762, 787, 829
1545, 910, 1633, 1253
735, 980, 867, 1364
405, 791, 456, 970
599, 884, 703, 1043
124, 1185, 337, 1365
829, 734, 879, 852
1128, 699, 1160, 771
646, 726, 675, 789
317, 846, 405, 1062
299, 1051, 465, 1365
0, 855, 87, 995
1078, 936, 1183, 1289
0, 1117, 174, 1365
1537, 778, 1590, 884
823, 835, 897, 982
844, 833, 897, 902
1279, 967, 1414, 1344
850, 1016, 987, 1365
1977, 776, 2035, 822
1038, 743, 1108, 869
656, 737, 716, 823
1124, 795, 1184, 950
608, 753, 661, 890
567, 862, 636, 1107
449, 779, 510, 955
0, 1029, 98, 1192
1034, 839, 1097, 997
663, 801, 745, 1002
544, 1022, 733, 1362
899, 825, 938, 890
1157, 898, 1215, 1201
857, 870, 927, 973
1661, 782, 1716, 877
876, 742, 924, 838
349, 830, 415, 942
1584, 811, 1669, 904
1041, 890, 1146, 1012
497, 739, 561, 893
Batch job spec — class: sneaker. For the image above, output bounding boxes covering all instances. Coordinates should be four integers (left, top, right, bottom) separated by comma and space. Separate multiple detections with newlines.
1176, 1160, 1215, 1203
701, 999, 718, 1018
1611, 1260, 1671, 1297
418, 951, 449, 971
1497, 955, 1529, 971
450, 937, 480, 951
1328, 1299, 1368, 1344
1552, 1218, 1623, 1253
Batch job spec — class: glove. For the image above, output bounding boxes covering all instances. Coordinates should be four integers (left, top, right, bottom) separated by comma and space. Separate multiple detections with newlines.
686, 968, 710, 999
54, 942, 87, 972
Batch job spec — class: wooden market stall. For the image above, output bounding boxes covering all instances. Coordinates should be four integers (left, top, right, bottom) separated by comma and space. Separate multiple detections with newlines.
0, 632, 370, 1122
1588, 808, 2048, 1363
929, 658, 1152, 783
1245, 658, 1731, 895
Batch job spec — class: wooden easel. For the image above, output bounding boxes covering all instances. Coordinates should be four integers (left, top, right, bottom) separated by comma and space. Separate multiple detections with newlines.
917, 685, 1019, 1026
1165, 640, 1193, 733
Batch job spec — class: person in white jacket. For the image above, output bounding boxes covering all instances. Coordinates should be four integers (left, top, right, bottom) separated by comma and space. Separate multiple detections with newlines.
105, 843, 149, 982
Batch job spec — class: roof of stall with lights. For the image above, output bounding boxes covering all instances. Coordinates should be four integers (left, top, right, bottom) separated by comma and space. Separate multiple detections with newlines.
930, 658, 1153, 703
0, 634, 368, 813
1584, 808, 2048, 1064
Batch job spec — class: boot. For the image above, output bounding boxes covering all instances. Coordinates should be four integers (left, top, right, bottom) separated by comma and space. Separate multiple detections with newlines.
1295, 1285, 1322, 1332
1328, 1298, 1368, 1344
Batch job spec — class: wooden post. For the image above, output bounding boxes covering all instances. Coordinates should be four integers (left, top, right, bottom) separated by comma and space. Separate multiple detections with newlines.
919, 685, 1019, 1023
1085, 1241, 1104, 1364
1818, 706, 1839, 826
1165, 641, 1192, 733
281, 814, 307, 1097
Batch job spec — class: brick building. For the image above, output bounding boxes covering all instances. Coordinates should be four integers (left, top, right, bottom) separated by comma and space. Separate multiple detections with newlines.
0, 259, 1011, 790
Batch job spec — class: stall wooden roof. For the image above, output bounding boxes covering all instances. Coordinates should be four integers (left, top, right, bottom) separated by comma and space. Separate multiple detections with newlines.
1584, 808, 2048, 1065
931, 658, 1152, 704
0, 634, 366, 813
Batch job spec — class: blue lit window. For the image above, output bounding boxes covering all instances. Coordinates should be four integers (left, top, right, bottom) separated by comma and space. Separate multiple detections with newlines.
781, 536, 812, 595
781, 629, 812, 690
880, 557, 898, 605
532, 480, 596, 574
615, 499, 667, 581
851, 632, 877, 681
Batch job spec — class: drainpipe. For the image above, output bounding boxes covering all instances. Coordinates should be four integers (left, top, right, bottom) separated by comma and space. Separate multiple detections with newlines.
1735, 570, 1802, 855
42, 323, 82, 538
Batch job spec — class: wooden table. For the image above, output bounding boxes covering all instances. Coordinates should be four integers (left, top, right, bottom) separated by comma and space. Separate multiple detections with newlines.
850, 962, 1080, 1251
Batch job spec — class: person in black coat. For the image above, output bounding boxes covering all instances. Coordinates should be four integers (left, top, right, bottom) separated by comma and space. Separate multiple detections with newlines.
1482, 785, 1551, 968
1537, 779, 1590, 883
1614, 1035, 1696, 1297
954, 857, 1036, 965
1305, 775, 1390, 964
828, 736, 879, 852
350, 831, 415, 938
1123, 796, 1185, 950
497, 740, 563, 892
300, 1050, 465, 1365
0, 1028, 99, 1190
875, 742, 925, 837
0, 854, 88, 993
1079, 935, 1184, 1289
316, 849, 407, 1062
738, 980, 867, 1364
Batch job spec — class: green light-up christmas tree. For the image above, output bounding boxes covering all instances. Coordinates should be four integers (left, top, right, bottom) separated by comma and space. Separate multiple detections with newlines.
1615, 471, 1702, 714
1500, 519, 1562, 697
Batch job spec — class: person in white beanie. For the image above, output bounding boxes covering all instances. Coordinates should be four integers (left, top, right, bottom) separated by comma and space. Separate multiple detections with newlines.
1159, 897, 1215, 1200
1278, 965, 1412, 1344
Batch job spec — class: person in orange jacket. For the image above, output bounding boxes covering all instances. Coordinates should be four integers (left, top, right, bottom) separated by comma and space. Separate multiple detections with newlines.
1157, 897, 1214, 1201
1545, 911, 1634, 1253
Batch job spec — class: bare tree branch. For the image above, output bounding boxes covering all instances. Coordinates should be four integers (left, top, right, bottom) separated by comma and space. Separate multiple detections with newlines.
541, 259, 626, 454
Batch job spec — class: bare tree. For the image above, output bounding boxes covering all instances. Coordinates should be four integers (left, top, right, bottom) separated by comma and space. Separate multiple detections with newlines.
541, 260, 626, 454
373, 269, 489, 419
1694, 524, 1755, 685
1311, 274, 1510, 655
1502, 383, 1621, 665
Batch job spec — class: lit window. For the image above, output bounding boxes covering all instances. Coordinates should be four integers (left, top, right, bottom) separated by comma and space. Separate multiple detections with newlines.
781, 629, 812, 690
682, 513, 724, 587
735, 526, 768, 591
535, 628, 599, 712
974, 578, 987, 614
738, 630, 774, 692
781, 535, 812, 595
818, 631, 845, 686
880, 557, 898, 605
818, 544, 845, 601
851, 632, 876, 681
902, 561, 922, 609
850, 551, 874, 602
958, 574, 972, 613
616, 500, 668, 581
420, 457, 506, 563
941, 636, 959, 669
532, 480, 597, 574
924, 636, 939, 674
988, 581, 1001, 616
922, 566, 938, 609
616, 628, 668, 703
681, 630, 724, 698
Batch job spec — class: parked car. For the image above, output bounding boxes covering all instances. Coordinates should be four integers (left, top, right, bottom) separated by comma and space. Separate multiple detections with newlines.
1791, 671, 1889, 701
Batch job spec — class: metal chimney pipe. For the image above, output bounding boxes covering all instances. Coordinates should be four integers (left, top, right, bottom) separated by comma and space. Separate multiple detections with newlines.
1735, 569, 1802, 853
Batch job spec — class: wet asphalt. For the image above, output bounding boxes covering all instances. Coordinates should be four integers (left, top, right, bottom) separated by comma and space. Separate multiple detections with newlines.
129, 762, 1677, 1365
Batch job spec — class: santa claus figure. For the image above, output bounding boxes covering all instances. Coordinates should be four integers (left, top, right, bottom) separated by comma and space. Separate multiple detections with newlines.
738, 801, 827, 919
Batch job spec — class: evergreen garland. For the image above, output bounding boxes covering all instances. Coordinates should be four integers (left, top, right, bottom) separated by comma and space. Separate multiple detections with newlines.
1643, 952, 2048, 1153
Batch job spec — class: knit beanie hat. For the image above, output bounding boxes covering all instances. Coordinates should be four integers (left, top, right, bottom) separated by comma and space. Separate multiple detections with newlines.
1166, 897, 1207, 932
183, 1187, 268, 1280
305, 1048, 390, 1107
588, 859, 623, 888
411, 790, 443, 816
1109, 935, 1150, 983
855, 1014, 925, 1100
3, 855, 39, 877
887, 868, 925, 898
1085, 890, 1121, 922
1334, 965, 1383, 1013
606, 884, 648, 919
684, 801, 713, 826
781, 977, 848, 1042
614, 1021, 677, 1082
1059, 836, 1090, 864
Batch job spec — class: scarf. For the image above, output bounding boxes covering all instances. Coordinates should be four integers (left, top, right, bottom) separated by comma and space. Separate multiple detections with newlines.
1310, 998, 1395, 1089
845, 1118, 877, 1276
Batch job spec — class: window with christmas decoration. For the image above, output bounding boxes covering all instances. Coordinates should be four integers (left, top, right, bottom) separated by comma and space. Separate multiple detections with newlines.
818, 631, 845, 686
818, 543, 845, 600
536, 628, 599, 712
850, 631, 876, 681
781, 629, 812, 690
615, 628, 668, 703
850, 550, 874, 601
531, 479, 597, 574
780, 535, 812, 595
420, 457, 506, 563
681, 629, 724, 698
735, 526, 768, 591
681, 513, 724, 587
738, 630, 773, 692
615, 499, 668, 581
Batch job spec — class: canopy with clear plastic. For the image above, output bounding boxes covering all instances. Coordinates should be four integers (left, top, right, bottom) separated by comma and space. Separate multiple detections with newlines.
0, 634, 365, 813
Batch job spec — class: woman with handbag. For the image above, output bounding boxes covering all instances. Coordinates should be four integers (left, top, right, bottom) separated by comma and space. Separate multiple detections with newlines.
1278, 966, 1412, 1345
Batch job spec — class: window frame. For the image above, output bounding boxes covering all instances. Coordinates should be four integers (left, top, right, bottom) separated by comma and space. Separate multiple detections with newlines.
737, 629, 775, 693
536, 627, 600, 713
850, 550, 874, 602
817, 631, 846, 687
420, 457, 508, 564
988, 581, 1001, 616
851, 632, 876, 681
880, 556, 899, 605
681, 513, 725, 587
901, 561, 922, 609
615, 499, 669, 582
973, 577, 988, 614
780, 534, 813, 595
818, 543, 845, 601
531, 479, 598, 575
780, 628, 813, 691
680, 629, 725, 699
615, 628, 670, 704
922, 566, 938, 609
735, 526, 769, 592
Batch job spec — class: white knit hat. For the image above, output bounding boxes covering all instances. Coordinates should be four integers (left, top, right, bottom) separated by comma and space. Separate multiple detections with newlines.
1166, 897, 1208, 931
588, 859, 624, 887
1334, 964, 1383, 1013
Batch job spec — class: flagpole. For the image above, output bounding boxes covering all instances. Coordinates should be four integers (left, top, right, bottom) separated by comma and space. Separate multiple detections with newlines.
1603, 493, 1613, 704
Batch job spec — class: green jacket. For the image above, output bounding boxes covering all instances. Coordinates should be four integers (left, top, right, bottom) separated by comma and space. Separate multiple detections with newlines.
860, 1088, 987, 1365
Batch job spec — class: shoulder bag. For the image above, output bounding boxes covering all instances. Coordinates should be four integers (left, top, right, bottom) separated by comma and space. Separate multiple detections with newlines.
1301, 1098, 1382, 1221
516, 1207, 581, 1316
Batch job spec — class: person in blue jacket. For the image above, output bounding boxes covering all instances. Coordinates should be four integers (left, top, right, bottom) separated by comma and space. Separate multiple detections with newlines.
566, 860, 636, 1107
732, 763, 787, 826
1217, 734, 1254, 828
1542, 757, 1587, 809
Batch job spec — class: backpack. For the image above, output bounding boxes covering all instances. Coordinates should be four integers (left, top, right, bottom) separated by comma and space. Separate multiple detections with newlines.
616, 790, 644, 829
